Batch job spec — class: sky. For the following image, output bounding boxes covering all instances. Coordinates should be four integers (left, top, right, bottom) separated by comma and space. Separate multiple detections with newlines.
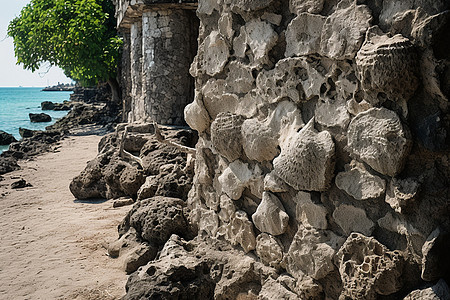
0, 1, 73, 87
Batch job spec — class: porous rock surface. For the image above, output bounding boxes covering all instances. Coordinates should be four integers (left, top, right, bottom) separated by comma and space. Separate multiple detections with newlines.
111, 0, 450, 298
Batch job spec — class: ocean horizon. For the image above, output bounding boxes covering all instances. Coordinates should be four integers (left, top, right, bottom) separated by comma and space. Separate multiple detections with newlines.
0, 87, 72, 153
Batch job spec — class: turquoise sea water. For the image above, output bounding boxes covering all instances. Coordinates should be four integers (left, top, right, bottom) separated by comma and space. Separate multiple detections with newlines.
0, 87, 72, 153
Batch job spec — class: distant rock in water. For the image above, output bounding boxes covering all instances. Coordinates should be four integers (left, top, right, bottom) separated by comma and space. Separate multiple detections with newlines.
41, 101, 55, 110
41, 101, 73, 111
29, 113, 51, 123
0, 131, 17, 145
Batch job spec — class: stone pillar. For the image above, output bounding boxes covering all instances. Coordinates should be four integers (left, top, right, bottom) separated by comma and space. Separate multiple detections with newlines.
120, 30, 132, 122
130, 21, 144, 122
142, 9, 197, 125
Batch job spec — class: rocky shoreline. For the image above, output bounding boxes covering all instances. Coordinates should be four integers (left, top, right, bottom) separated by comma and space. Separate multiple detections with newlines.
0, 84, 119, 175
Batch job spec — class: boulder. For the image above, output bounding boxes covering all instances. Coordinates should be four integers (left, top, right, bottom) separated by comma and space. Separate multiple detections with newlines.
29, 113, 51, 123
289, 0, 324, 14
295, 191, 328, 229
210, 112, 244, 162
0, 157, 20, 175
124, 235, 215, 300
285, 13, 326, 57
40, 101, 55, 110
356, 26, 418, 106
228, 210, 256, 253
11, 179, 32, 189
119, 196, 188, 246
0, 131, 17, 145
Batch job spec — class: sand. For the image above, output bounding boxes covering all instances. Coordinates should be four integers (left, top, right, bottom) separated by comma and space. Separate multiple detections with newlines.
0, 131, 129, 300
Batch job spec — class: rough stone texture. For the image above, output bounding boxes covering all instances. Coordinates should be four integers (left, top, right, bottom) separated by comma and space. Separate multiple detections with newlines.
255, 233, 283, 268
337, 233, 404, 299
252, 192, 289, 236
286, 224, 337, 280
385, 177, 420, 214
273, 119, 335, 191
0, 157, 20, 175
203, 31, 229, 76
333, 204, 374, 236
347, 107, 412, 177
356, 26, 418, 108
115, 0, 450, 298
403, 279, 450, 300
285, 13, 326, 57
289, 0, 324, 14
210, 112, 244, 162
233, 20, 278, 67
335, 162, 386, 200
229, 210, 256, 253
295, 191, 327, 230
320, 2, 372, 59
120, 196, 188, 246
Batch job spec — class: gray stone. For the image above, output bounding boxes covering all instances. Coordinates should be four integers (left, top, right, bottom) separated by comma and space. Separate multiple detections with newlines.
320, 2, 372, 59
210, 112, 244, 162
295, 191, 328, 229
229, 210, 256, 253
289, 0, 324, 14
335, 163, 386, 200
385, 177, 419, 213
356, 26, 418, 107
333, 204, 374, 236
347, 108, 412, 177
286, 224, 337, 280
273, 118, 335, 191
252, 192, 289, 236
29, 113, 51, 123
403, 279, 450, 300
120, 196, 188, 246
337, 233, 404, 299
285, 13, 326, 57
255, 233, 283, 268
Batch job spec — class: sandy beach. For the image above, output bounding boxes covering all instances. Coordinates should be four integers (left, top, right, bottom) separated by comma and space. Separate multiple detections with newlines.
0, 131, 129, 299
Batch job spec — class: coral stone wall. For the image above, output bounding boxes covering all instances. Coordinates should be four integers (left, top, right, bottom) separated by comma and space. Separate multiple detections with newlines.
185, 0, 450, 298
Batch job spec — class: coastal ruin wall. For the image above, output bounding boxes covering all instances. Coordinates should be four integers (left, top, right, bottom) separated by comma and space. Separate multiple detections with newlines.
115, 0, 199, 125
110, 0, 450, 298
183, 0, 450, 298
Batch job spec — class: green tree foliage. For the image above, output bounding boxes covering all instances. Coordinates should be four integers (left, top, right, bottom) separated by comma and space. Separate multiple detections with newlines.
8, 0, 122, 88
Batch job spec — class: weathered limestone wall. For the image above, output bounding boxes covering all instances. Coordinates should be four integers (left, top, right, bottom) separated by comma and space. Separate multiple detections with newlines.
116, 1, 199, 125
185, 0, 450, 298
